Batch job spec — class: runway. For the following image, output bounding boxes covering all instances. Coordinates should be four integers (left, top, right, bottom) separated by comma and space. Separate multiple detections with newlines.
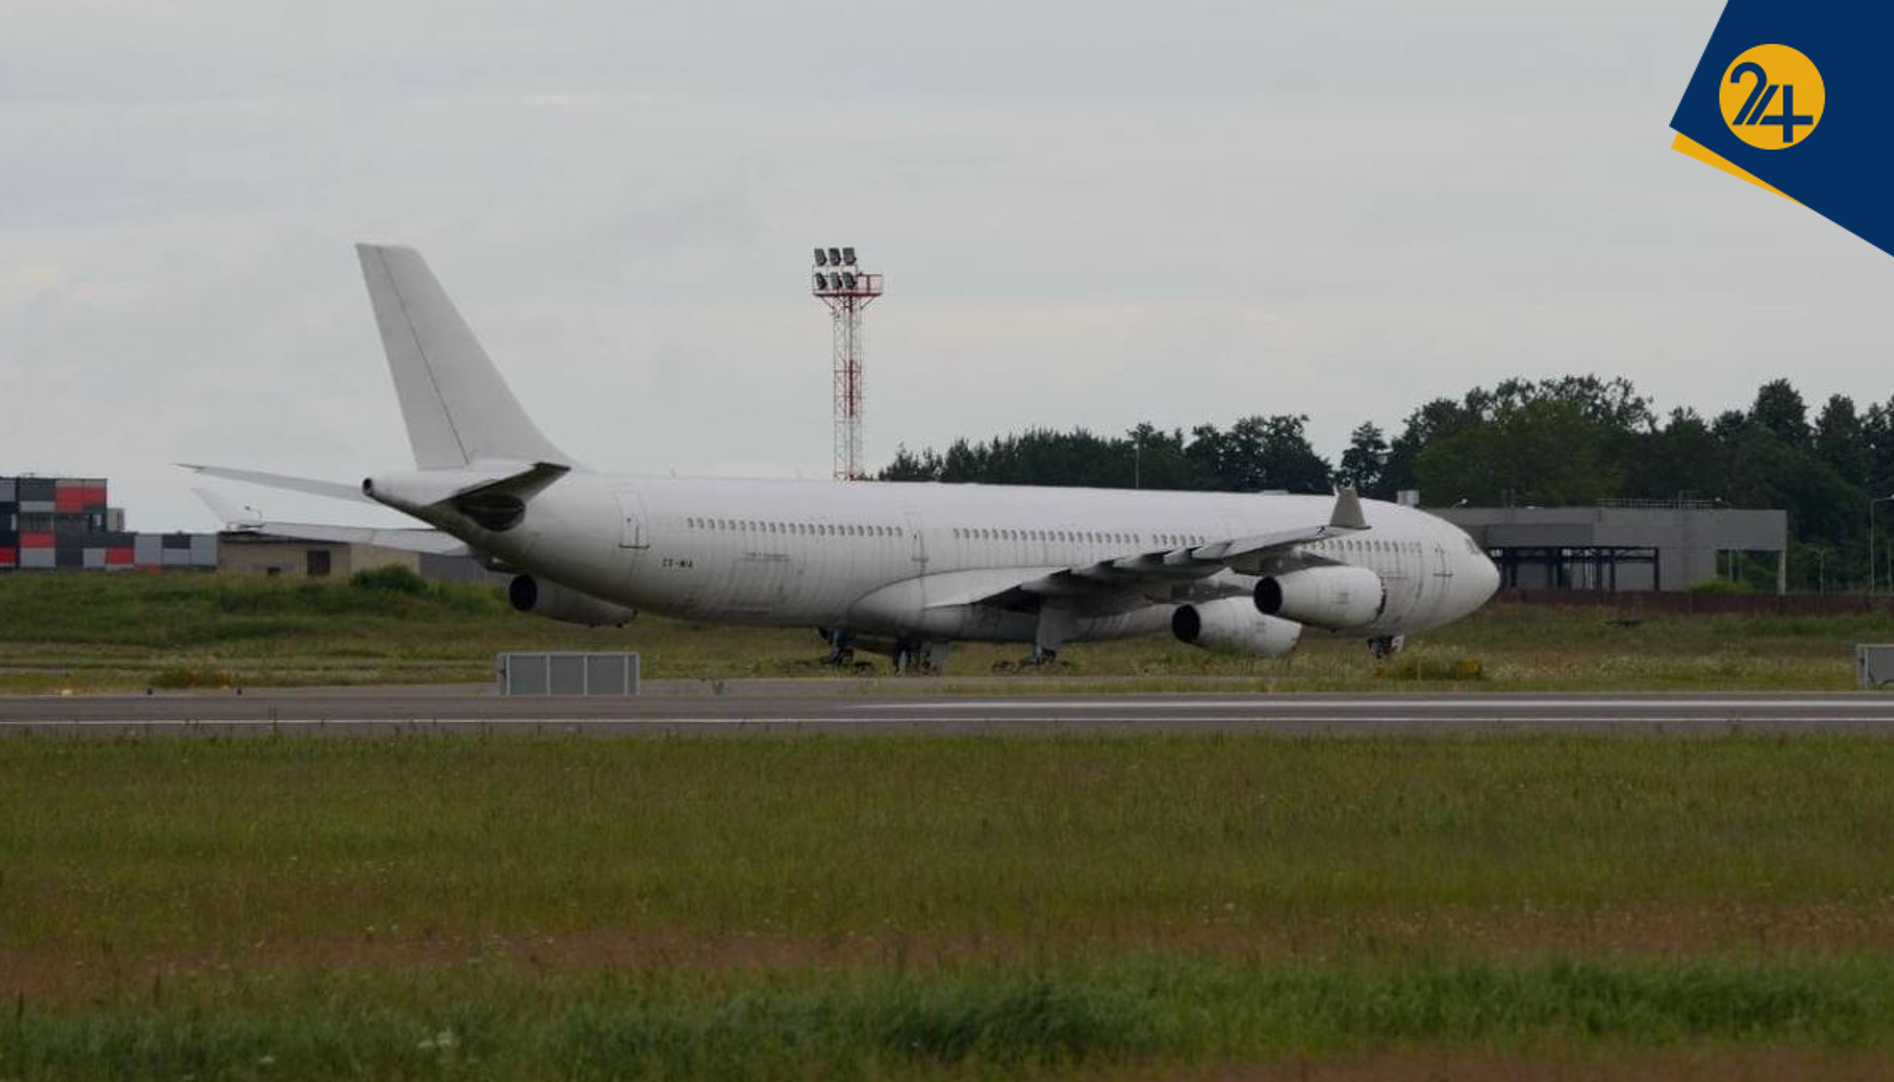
3, 688, 1894, 735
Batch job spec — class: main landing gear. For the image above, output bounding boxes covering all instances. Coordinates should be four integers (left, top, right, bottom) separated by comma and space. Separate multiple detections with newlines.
816, 629, 950, 674
1013, 606, 1075, 669
892, 640, 951, 675
819, 627, 856, 667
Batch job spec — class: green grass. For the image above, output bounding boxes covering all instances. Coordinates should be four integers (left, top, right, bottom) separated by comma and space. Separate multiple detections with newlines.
7, 961, 1893, 1080
5, 734, 1894, 1077
0, 572, 1882, 691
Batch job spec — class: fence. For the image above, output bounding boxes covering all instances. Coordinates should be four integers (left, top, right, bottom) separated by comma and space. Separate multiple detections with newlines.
1498, 589, 1894, 616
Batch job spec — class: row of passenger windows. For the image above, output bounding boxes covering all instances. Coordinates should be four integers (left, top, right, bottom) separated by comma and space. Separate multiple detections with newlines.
685, 517, 902, 537
677, 519, 1429, 557
1320, 539, 1420, 554
949, 528, 1206, 547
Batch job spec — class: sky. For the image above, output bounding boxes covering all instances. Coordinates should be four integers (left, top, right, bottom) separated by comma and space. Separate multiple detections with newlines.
5, 0, 1892, 530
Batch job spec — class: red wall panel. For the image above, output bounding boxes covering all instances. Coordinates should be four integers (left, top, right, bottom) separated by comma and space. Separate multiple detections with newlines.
21, 532, 54, 549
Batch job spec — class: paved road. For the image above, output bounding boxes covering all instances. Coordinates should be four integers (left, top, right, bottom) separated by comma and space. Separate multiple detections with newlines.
3, 690, 1894, 735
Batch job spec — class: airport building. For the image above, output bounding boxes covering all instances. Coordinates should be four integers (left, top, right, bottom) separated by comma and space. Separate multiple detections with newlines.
1432, 500, 1789, 593
216, 532, 419, 579
0, 475, 216, 571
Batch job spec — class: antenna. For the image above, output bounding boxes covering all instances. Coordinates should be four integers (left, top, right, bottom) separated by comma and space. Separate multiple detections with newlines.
809, 245, 884, 480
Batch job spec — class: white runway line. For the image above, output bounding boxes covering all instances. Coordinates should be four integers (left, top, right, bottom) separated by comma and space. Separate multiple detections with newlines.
13, 716, 1894, 727
856, 698, 1894, 712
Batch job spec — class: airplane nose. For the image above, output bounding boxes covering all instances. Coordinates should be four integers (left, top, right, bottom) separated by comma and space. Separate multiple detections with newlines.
1475, 552, 1500, 606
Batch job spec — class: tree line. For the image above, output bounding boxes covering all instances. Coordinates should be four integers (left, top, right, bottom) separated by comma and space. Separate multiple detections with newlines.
877, 375, 1894, 591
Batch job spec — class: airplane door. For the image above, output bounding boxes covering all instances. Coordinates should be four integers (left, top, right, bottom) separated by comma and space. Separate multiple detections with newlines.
615, 490, 649, 549
1422, 537, 1455, 622
903, 510, 927, 568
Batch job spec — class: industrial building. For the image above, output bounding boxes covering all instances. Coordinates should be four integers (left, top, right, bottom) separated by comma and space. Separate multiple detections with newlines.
1432, 500, 1789, 593
1, 476, 215, 571
216, 531, 419, 579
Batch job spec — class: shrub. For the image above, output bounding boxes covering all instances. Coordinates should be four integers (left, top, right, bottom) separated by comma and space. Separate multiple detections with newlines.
349, 565, 430, 595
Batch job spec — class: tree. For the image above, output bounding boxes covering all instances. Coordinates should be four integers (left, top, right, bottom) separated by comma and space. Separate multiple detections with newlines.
878, 444, 942, 482
1814, 394, 1869, 487
1415, 397, 1620, 506
1123, 423, 1205, 490
1749, 379, 1811, 447
1719, 423, 1863, 562
1629, 408, 1722, 501
1184, 416, 1331, 493
1337, 422, 1390, 497
1382, 396, 1484, 497
1862, 398, 1894, 498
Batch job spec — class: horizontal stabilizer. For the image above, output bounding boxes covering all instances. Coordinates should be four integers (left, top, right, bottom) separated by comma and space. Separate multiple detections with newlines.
192, 489, 469, 556
178, 463, 373, 505
192, 487, 263, 528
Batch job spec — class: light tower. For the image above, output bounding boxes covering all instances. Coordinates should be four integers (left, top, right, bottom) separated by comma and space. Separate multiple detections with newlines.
810, 246, 882, 480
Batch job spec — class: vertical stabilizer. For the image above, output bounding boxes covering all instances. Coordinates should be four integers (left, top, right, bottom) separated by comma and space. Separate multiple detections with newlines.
356, 244, 572, 469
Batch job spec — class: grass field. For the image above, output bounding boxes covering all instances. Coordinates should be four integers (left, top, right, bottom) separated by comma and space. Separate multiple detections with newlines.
0, 571, 1882, 692
5, 733, 1894, 1078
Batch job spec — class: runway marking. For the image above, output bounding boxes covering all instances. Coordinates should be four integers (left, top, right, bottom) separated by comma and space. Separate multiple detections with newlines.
860, 698, 1894, 712
10, 716, 1894, 728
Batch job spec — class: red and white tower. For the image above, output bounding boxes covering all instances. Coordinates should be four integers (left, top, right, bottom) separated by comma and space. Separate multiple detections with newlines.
810, 246, 882, 480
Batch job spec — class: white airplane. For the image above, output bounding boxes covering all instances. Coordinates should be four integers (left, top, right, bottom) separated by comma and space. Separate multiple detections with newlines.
187, 245, 1499, 670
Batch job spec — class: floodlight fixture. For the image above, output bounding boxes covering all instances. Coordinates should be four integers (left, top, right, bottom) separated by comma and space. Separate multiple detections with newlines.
842, 272, 857, 289
813, 273, 827, 290
814, 247, 828, 266
842, 247, 857, 266
827, 247, 842, 266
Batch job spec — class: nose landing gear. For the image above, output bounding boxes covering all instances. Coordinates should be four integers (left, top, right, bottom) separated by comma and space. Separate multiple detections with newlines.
1367, 635, 1405, 659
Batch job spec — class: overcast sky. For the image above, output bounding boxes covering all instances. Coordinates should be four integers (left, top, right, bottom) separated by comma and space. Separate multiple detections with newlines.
5, 0, 1891, 530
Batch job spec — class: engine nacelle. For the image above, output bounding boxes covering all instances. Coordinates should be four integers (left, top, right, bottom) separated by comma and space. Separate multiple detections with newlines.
1171, 598, 1303, 657
508, 575, 637, 628
1254, 565, 1385, 630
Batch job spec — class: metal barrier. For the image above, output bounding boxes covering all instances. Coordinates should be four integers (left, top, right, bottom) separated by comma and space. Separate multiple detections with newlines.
1858, 645, 1894, 689
497, 652, 640, 696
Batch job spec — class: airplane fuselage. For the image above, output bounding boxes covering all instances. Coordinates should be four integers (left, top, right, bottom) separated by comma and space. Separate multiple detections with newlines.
383, 470, 1500, 646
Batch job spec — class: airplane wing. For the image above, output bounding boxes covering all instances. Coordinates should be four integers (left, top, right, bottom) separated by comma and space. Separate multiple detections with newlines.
944, 488, 1371, 614
193, 488, 471, 556
178, 463, 375, 504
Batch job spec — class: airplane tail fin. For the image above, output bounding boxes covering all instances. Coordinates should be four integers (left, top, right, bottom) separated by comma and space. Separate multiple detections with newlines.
355, 244, 574, 470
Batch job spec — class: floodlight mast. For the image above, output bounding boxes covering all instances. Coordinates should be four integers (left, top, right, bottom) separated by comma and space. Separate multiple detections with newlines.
809, 245, 883, 480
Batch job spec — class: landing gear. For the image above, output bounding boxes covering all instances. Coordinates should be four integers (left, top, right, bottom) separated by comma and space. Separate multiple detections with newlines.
818, 627, 855, 667
1017, 606, 1075, 669
1367, 634, 1405, 659
893, 640, 951, 674
818, 628, 949, 674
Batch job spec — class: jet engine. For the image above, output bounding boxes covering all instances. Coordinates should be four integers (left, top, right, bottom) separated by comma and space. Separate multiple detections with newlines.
1171, 598, 1303, 657
1254, 565, 1384, 630
508, 574, 637, 628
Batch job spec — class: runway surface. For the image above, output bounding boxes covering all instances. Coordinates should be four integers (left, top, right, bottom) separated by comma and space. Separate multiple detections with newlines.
4, 688, 1894, 735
